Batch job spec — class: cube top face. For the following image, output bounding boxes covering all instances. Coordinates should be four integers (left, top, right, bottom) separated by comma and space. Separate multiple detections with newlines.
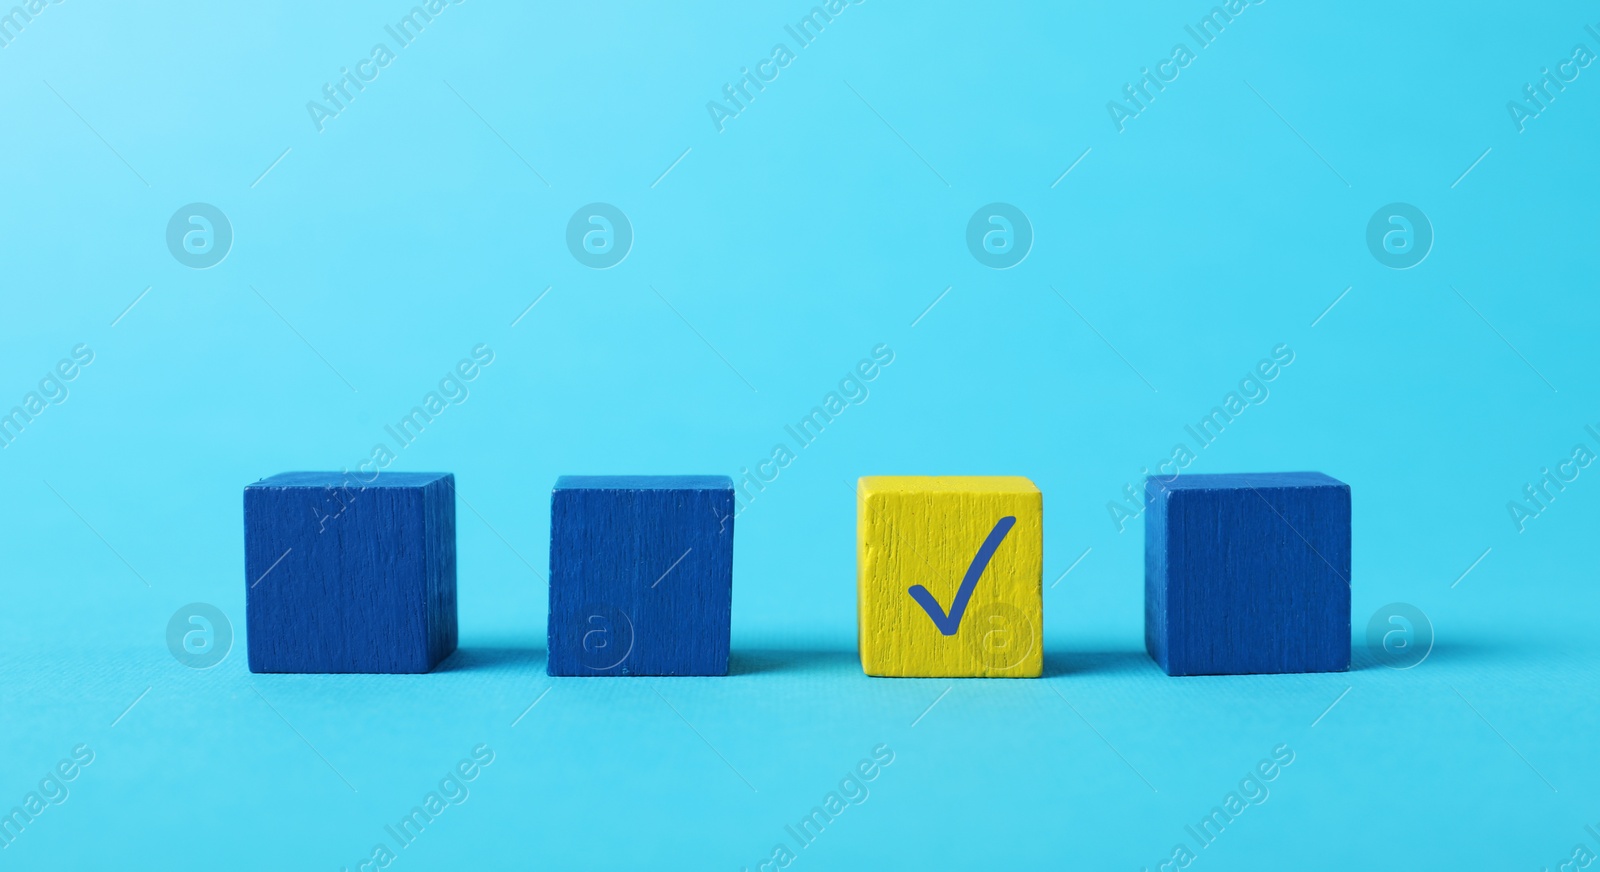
857, 476, 1042, 678
248, 471, 454, 490
1145, 472, 1350, 676
244, 472, 457, 674
860, 475, 1039, 495
555, 475, 732, 491
1152, 471, 1344, 493
548, 476, 734, 677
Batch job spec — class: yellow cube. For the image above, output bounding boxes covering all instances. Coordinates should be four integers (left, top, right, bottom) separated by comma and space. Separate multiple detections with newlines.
857, 476, 1042, 678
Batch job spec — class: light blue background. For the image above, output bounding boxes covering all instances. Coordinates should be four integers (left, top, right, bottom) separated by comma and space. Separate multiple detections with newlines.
2, 1, 1598, 868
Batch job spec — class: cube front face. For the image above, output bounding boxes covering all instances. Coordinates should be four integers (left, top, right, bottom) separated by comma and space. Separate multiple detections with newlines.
1145, 472, 1350, 676
547, 476, 734, 677
244, 472, 458, 674
857, 476, 1042, 678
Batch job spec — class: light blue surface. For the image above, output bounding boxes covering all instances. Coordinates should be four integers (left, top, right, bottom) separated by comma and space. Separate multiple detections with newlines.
2, 1, 1598, 869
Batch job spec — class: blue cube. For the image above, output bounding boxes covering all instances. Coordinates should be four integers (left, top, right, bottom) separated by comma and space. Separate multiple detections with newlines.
244, 472, 457, 674
1145, 472, 1350, 676
548, 476, 734, 676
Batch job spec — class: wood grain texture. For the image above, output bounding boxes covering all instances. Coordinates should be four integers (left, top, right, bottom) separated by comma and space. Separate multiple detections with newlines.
244, 471, 457, 674
857, 476, 1042, 678
547, 476, 734, 677
1145, 471, 1350, 676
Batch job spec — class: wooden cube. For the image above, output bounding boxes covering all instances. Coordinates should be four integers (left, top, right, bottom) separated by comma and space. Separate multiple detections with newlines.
1145, 471, 1350, 676
857, 476, 1042, 678
547, 476, 734, 676
244, 471, 457, 674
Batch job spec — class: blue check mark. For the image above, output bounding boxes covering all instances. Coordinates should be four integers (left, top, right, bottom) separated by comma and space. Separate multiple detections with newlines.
907, 516, 1017, 636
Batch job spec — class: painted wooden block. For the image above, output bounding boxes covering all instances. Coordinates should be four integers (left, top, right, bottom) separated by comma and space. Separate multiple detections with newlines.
244, 471, 457, 674
857, 476, 1042, 678
547, 476, 734, 676
1145, 471, 1350, 676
